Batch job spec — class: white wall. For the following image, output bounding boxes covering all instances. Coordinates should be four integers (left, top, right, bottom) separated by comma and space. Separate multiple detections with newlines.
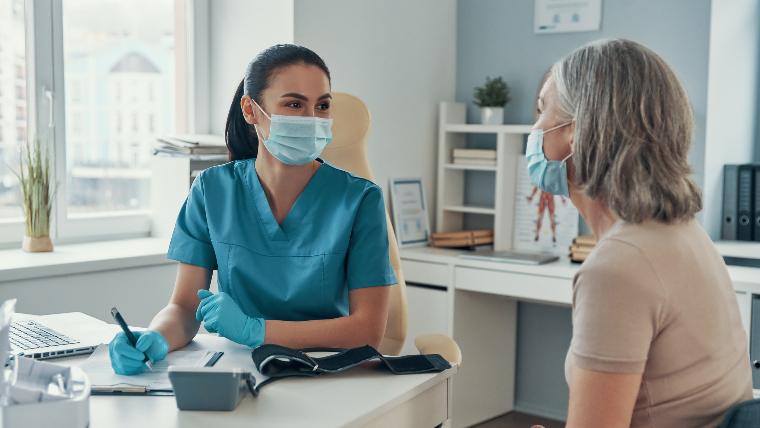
204, 0, 294, 134
703, 0, 760, 239
0, 264, 177, 327
293, 0, 458, 224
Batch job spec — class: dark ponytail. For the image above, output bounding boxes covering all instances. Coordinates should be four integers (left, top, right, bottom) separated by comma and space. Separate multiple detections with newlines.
225, 44, 331, 161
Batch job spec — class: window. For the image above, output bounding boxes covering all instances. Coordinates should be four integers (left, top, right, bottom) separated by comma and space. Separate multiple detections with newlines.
62, 0, 176, 216
0, 0, 188, 244
0, 0, 26, 222
69, 80, 81, 103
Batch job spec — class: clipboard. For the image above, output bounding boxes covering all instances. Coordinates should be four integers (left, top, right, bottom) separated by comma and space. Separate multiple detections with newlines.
80, 345, 223, 396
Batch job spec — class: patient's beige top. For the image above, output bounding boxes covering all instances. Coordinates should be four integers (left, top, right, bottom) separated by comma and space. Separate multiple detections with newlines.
565, 220, 752, 428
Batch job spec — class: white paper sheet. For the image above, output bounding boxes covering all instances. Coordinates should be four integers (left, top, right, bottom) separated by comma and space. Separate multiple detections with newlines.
79, 344, 216, 392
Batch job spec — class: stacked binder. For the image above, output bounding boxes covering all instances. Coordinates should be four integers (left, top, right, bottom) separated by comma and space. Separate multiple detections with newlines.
722, 164, 760, 242
154, 134, 228, 160
569, 235, 597, 263
451, 149, 497, 166
431, 229, 494, 248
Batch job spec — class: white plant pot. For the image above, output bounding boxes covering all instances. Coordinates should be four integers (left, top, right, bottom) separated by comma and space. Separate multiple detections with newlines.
480, 107, 504, 125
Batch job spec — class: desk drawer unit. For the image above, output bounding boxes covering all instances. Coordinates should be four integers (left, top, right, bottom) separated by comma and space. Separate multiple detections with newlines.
401, 259, 450, 288
455, 267, 572, 305
400, 259, 452, 355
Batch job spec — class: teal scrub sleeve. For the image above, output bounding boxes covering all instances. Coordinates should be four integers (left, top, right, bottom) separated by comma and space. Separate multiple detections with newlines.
346, 185, 397, 289
167, 174, 218, 270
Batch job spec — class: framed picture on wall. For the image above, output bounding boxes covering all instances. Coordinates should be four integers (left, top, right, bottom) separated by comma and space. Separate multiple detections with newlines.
389, 177, 430, 248
534, 0, 602, 34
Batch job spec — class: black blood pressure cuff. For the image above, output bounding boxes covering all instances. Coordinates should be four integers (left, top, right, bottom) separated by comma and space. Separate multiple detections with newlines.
251, 344, 451, 389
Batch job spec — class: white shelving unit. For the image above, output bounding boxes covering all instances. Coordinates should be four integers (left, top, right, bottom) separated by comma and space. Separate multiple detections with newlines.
436, 102, 533, 251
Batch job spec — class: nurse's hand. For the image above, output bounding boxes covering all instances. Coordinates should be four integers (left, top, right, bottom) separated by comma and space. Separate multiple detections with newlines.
196, 290, 265, 348
108, 330, 169, 375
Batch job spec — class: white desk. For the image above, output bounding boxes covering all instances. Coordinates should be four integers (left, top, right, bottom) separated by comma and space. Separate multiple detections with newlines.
37, 314, 456, 428
400, 246, 760, 428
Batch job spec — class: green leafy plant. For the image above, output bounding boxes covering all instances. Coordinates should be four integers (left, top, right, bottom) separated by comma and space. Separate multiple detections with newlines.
473, 76, 511, 107
10, 137, 56, 238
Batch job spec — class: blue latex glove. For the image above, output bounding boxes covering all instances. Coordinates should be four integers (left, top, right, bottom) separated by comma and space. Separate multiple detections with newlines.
196, 289, 265, 348
108, 330, 169, 375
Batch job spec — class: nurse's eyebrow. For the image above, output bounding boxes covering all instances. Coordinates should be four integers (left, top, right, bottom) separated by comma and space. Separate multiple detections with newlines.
280, 93, 308, 101
280, 93, 333, 101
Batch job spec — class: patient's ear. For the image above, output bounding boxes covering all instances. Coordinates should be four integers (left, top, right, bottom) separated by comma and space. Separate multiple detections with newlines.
565, 120, 575, 145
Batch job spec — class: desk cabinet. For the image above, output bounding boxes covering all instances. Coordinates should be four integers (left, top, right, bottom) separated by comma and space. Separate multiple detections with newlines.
400, 259, 452, 355
403, 284, 450, 355
402, 256, 518, 427
456, 267, 572, 305
402, 259, 450, 287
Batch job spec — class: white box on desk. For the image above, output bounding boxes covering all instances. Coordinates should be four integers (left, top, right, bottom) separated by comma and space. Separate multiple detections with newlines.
0, 366, 90, 428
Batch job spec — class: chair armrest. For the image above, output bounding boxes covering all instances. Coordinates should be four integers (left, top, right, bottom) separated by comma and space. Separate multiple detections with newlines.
414, 333, 462, 366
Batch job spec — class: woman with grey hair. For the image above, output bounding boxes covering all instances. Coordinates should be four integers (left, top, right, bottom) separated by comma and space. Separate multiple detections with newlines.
529, 39, 751, 427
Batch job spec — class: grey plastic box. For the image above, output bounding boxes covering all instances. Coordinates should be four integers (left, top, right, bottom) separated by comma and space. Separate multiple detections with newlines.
168, 367, 252, 411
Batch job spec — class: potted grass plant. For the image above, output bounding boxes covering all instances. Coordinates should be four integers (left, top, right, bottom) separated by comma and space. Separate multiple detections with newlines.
12, 137, 56, 252
473, 76, 511, 125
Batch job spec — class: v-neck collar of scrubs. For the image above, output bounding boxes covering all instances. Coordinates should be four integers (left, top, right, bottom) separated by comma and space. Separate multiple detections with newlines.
238, 158, 326, 242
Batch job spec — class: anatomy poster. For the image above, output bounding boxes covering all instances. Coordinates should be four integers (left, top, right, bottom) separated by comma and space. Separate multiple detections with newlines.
513, 156, 578, 254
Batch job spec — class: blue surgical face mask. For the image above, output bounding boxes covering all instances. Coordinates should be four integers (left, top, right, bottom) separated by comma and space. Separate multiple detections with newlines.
252, 100, 333, 166
526, 121, 574, 197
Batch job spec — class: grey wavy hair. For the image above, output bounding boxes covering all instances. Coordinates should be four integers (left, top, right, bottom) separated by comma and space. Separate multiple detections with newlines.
551, 38, 702, 223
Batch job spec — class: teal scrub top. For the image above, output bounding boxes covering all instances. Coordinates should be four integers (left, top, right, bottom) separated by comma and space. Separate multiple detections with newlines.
167, 158, 397, 321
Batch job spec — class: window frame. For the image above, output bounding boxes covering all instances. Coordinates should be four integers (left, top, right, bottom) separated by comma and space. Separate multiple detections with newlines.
0, 0, 194, 246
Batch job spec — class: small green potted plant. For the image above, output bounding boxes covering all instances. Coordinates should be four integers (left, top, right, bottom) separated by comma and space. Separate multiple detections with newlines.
473, 76, 511, 125
12, 136, 56, 252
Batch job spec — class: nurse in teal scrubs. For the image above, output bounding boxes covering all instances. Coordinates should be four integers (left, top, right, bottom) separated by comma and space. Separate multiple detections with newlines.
108, 44, 396, 375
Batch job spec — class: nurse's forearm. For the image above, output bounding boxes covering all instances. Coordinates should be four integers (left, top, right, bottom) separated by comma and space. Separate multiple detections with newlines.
264, 316, 384, 349
148, 263, 211, 351
148, 303, 201, 351
263, 287, 389, 349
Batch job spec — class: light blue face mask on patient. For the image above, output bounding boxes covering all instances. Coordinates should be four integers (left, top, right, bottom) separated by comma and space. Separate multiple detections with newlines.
253, 100, 333, 166
525, 121, 574, 197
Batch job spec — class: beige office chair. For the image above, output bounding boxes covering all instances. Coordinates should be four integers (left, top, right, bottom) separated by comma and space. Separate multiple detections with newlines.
322, 92, 462, 365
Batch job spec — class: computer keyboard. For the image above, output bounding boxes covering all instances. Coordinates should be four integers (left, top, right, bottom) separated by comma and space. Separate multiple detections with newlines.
9, 319, 79, 351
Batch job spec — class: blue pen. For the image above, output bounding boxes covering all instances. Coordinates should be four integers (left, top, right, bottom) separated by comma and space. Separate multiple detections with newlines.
111, 307, 153, 370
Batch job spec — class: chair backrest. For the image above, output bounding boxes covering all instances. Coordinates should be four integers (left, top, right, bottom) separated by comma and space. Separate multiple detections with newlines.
320, 92, 408, 355
719, 399, 760, 428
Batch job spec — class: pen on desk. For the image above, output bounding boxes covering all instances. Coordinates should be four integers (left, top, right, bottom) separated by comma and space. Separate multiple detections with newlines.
110, 307, 154, 371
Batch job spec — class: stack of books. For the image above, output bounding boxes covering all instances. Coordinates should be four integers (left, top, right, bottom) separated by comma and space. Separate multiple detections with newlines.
569, 235, 597, 263
154, 134, 228, 160
431, 229, 494, 248
451, 149, 497, 166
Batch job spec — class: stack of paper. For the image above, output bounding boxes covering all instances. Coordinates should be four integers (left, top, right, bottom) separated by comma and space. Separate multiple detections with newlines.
451, 149, 497, 166
569, 235, 597, 263
154, 134, 228, 160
